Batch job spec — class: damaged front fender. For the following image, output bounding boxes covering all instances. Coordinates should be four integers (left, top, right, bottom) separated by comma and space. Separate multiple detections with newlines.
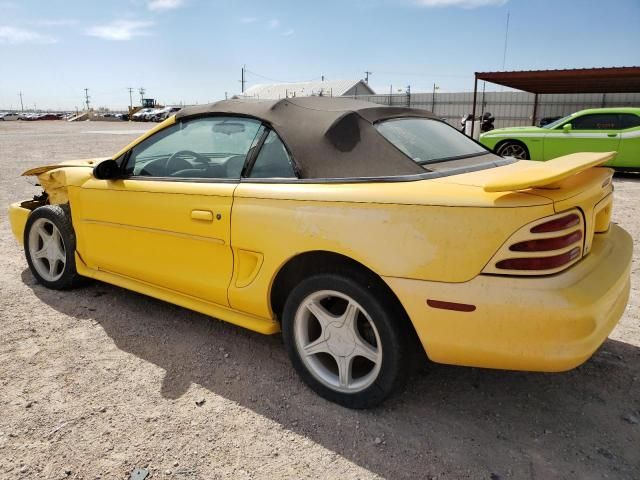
22, 158, 109, 204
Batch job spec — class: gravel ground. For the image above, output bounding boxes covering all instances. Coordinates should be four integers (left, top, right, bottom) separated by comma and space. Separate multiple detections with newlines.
1, 120, 639, 480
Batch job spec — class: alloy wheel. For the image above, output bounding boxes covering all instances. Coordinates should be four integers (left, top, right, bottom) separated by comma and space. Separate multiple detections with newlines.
293, 290, 383, 393
498, 142, 528, 159
28, 218, 66, 282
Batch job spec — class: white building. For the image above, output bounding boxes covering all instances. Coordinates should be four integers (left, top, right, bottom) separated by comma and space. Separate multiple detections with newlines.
240, 79, 375, 99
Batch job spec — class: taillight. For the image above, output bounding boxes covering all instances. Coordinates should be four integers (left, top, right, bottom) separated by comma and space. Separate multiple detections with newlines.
509, 230, 582, 252
495, 247, 581, 270
530, 213, 580, 233
483, 209, 585, 276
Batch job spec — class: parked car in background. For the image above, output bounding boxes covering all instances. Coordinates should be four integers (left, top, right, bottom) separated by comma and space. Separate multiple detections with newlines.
480, 107, 640, 168
37, 113, 63, 121
131, 108, 155, 121
151, 106, 182, 122
0, 112, 20, 121
141, 108, 163, 121
8, 98, 632, 408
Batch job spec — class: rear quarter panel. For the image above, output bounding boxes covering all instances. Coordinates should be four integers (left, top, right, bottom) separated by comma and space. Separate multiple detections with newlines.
228, 180, 554, 318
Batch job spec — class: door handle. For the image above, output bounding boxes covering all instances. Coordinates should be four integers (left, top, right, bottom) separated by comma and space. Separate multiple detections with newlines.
191, 210, 214, 221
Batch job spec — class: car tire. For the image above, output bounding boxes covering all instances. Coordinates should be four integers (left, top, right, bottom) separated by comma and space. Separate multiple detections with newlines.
496, 140, 530, 159
281, 272, 412, 408
24, 204, 86, 290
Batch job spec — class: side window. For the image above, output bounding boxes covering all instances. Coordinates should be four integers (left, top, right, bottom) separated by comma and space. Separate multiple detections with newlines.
248, 130, 296, 178
124, 116, 262, 179
570, 114, 619, 130
619, 113, 640, 129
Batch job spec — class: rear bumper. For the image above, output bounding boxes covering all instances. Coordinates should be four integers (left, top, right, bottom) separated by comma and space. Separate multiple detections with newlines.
385, 223, 632, 372
8, 202, 31, 246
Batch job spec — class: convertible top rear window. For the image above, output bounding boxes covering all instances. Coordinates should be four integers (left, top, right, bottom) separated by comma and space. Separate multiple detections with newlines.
375, 118, 489, 168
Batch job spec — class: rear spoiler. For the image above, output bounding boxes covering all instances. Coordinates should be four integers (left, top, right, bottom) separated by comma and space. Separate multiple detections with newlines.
483, 152, 615, 192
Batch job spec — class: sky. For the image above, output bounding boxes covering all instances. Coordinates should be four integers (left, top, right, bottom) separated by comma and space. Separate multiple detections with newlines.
1, 0, 639, 110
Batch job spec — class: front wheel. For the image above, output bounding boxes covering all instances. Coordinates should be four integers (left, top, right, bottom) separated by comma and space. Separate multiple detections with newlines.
281, 273, 411, 408
24, 205, 85, 290
496, 140, 529, 159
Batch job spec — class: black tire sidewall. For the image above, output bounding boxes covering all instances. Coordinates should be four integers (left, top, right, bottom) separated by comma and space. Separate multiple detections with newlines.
24, 205, 80, 290
497, 141, 529, 160
282, 273, 408, 409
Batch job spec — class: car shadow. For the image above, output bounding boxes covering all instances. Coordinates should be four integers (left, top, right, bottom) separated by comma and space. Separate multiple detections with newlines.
614, 170, 640, 180
22, 270, 640, 479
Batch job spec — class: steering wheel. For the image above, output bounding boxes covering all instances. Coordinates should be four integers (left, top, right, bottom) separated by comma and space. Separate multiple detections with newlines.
166, 150, 210, 175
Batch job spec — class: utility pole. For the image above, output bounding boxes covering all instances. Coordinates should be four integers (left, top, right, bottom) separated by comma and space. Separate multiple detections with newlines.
321, 75, 325, 82
431, 83, 439, 112
127, 87, 134, 110
406, 85, 411, 108
18, 91, 24, 112
138, 87, 145, 105
364, 71, 372, 83
84, 88, 90, 111
240, 65, 246, 93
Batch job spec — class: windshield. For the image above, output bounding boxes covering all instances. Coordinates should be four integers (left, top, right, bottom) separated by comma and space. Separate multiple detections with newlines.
542, 114, 574, 129
375, 117, 488, 166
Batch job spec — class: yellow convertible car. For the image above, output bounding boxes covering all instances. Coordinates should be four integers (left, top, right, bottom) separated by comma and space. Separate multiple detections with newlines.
8, 98, 632, 408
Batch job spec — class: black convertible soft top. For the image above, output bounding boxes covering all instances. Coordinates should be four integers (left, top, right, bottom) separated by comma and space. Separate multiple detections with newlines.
175, 97, 438, 179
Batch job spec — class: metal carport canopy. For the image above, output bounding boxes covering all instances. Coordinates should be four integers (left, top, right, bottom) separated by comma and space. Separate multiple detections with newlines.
470, 66, 640, 135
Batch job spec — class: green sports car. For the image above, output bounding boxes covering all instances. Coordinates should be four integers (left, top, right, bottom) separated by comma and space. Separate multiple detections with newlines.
480, 107, 640, 168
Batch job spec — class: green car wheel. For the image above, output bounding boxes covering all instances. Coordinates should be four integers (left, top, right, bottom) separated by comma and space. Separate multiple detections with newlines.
496, 141, 529, 159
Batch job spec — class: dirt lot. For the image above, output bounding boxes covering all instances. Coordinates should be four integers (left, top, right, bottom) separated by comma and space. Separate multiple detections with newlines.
0, 120, 639, 480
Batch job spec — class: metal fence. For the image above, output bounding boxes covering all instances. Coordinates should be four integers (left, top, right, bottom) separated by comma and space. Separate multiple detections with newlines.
342, 91, 640, 129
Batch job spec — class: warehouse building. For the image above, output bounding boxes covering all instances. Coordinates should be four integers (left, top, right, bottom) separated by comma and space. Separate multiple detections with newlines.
240, 79, 375, 99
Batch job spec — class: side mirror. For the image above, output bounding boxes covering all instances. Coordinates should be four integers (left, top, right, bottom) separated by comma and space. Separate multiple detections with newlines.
93, 159, 121, 180
562, 123, 572, 133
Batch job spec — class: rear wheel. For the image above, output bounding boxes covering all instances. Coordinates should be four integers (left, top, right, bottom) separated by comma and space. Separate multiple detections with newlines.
496, 140, 529, 159
282, 273, 411, 408
24, 205, 85, 290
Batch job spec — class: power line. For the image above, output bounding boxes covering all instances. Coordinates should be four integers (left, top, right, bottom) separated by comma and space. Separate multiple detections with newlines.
243, 68, 321, 85
371, 70, 472, 79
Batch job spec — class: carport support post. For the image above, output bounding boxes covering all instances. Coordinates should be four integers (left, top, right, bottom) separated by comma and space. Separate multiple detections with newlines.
532, 93, 539, 126
470, 76, 478, 138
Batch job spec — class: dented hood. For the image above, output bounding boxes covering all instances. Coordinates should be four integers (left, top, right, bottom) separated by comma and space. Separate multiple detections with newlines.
21, 158, 109, 176
22, 158, 109, 204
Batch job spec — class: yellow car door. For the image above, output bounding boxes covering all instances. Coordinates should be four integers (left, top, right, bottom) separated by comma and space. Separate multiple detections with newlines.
74, 116, 264, 307
543, 112, 621, 160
